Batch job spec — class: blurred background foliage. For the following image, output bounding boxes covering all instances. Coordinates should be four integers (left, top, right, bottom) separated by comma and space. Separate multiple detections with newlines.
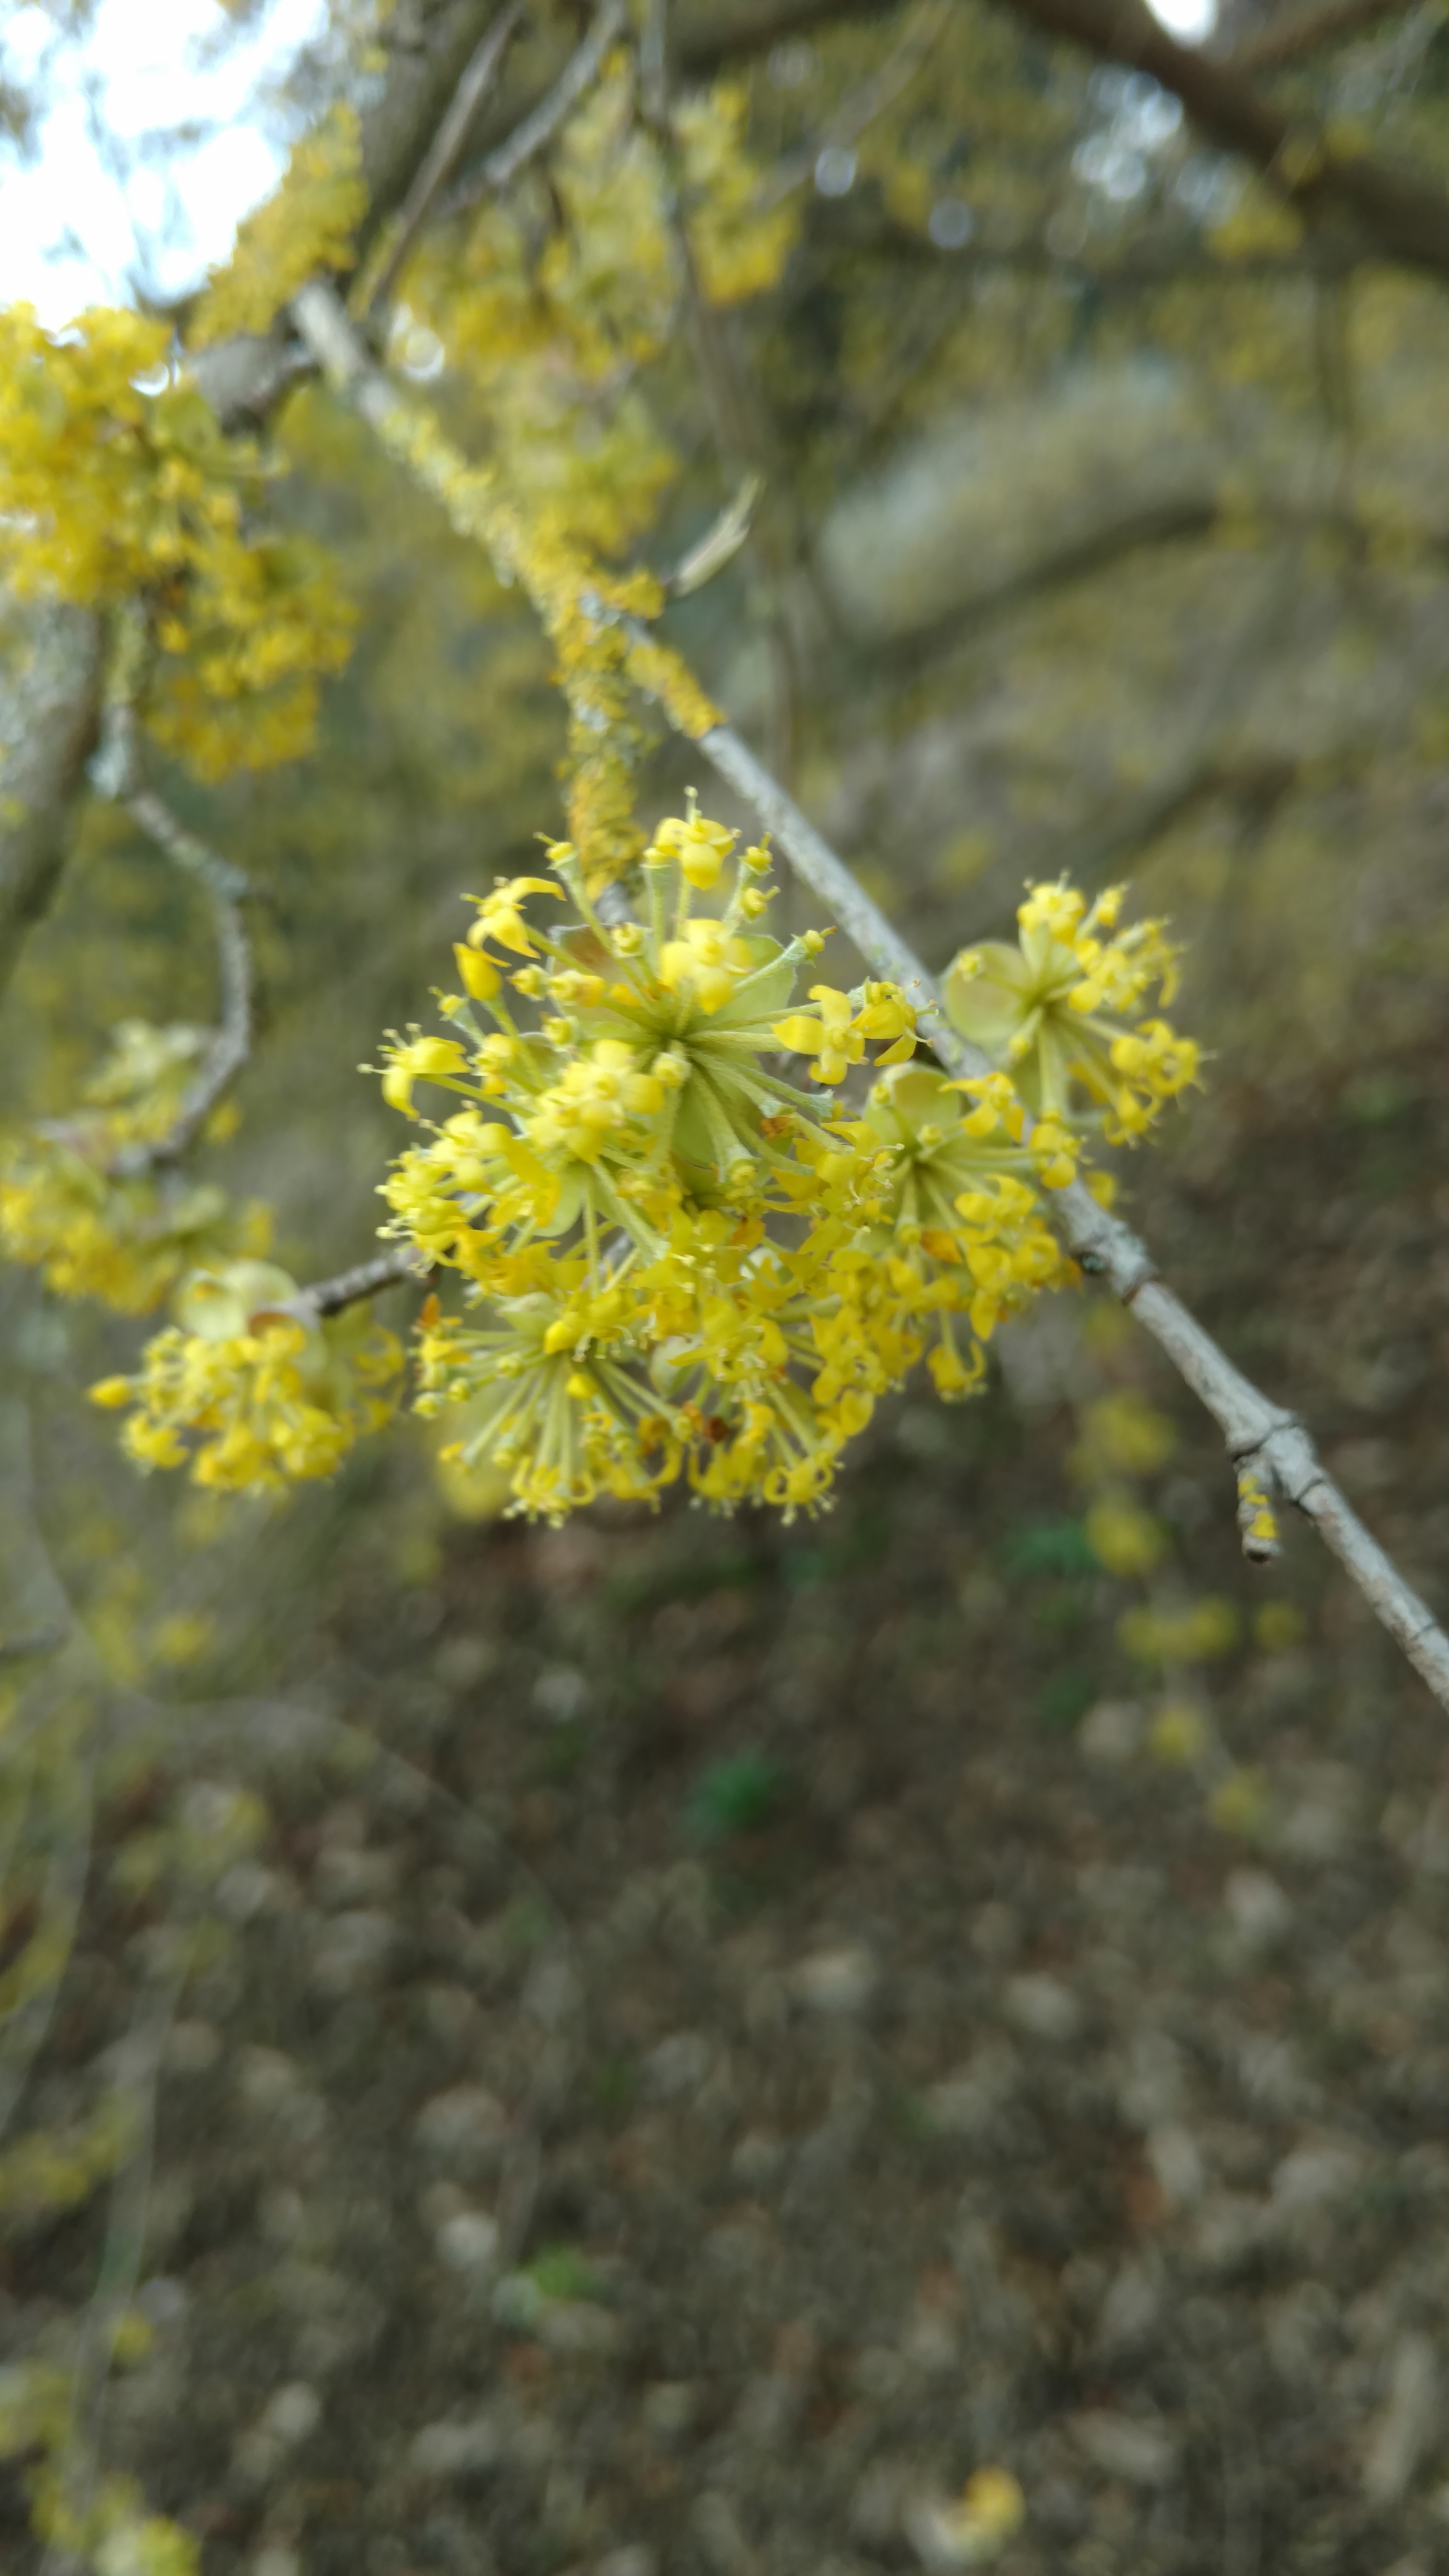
5, 0, 1449, 2564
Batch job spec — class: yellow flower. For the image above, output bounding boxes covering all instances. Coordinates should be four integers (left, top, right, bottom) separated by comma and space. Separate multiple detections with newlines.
1121, 1597, 1240, 1665
528, 1039, 664, 1165
928, 1332, 986, 1401
465, 876, 564, 957
1254, 1598, 1305, 1652
356, 824, 1179, 1530
1210, 1765, 1270, 1835
657, 916, 757, 1013
1149, 1702, 1209, 1765
945, 879, 1196, 1143
0, 306, 354, 782
1072, 1391, 1176, 1480
910, 2467, 1026, 2567
98, 1264, 403, 1495
1085, 1494, 1167, 1576
453, 942, 501, 1001
378, 1032, 470, 1117
853, 981, 918, 1063
772, 986, 862, 1085
646, 799, 737, 890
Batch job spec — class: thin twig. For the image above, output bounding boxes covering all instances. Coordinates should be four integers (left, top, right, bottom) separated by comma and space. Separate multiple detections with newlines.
690, 719, 1449, 1707
290, 275, 1449, 1713
995, 0, 1449, 286
633, 1, 804, 784
359, 0, 527, 319
1227, 0, 1412, 70
813, 202, 1361, 290
291, 1244, 432, 1319
667, 473, 765, 596
760, 0, 951, 205
88, 692, 252, 1176
439, 0, 629, 221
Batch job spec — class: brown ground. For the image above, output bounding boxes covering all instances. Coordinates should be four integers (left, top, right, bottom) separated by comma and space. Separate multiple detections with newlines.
8, 1033, 1449, 2576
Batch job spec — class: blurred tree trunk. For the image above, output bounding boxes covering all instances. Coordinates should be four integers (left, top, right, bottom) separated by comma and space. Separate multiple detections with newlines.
0, 598, 103, 1001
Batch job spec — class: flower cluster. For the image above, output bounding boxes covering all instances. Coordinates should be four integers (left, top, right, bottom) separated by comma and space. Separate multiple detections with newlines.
91, 1261, 402, 1492
409, 62, 796, 401
0, 1021, 245, 1312
945, 879, 1201, 1142
0, 305, 354, 778
72, 822, 1199, 1513
369, 809, 1091, 1521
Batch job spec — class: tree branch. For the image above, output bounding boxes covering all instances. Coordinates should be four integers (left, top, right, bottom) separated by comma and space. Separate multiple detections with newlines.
760, 0, 951, 204
90, 694, 253, 1175
678, 0, 903, 76
689, 718, 1449, 1706
808, 194, 1360, 289
188, 0, 524, 430
444, 0, 902, 193
1227, 0, 1415, 72
633, 0, 806, 784
439, 0, 630, 222
995, 0, 1449, 285
840, 482, 1449, 700
290, 274, 1449, 1714
0, 600, 104, 1005
293, 1246, 431, 1318
353, 0, 535, 273
359, 0, 526, 319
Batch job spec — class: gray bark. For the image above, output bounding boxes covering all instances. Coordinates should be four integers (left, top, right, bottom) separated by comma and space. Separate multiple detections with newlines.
191, 0, 512, 430
0, 599, 104, 1003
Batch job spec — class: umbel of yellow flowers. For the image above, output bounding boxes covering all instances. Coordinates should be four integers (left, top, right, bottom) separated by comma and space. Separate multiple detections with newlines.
0, 305, 354, 780
87, 809, 1199, 1516
90, 1261, 402, 1494
0, 1019, 253, 1312
370, 813, 1195, 1520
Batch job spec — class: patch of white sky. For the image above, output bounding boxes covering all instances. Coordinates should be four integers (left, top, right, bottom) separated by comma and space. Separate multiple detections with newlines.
0, 0, 1216, 328
0, 0, 329, 323
1147, 0, 1219, 46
